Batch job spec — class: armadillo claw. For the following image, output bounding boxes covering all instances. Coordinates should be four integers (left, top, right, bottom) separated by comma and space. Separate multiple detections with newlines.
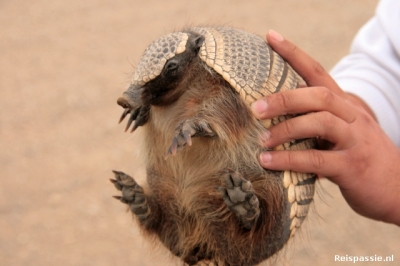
166, 118, 215, 157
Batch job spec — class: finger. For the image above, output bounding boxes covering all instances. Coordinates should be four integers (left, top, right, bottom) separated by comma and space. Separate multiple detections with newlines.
252, 86, 357, 123
264, 111, 354, 149
267, 30, 345, 97
259, 149, 346, 180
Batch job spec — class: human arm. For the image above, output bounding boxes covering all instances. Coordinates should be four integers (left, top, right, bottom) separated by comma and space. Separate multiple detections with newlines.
331, 0, 400, 146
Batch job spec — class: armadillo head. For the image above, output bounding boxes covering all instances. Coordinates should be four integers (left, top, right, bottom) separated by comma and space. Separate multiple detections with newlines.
117, 31, 204, 131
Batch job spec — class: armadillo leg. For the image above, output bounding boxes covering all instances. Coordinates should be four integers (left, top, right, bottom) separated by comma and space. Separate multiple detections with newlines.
166, 118, 216, 156
218, 169, 260, 230
111, 170, 155, 226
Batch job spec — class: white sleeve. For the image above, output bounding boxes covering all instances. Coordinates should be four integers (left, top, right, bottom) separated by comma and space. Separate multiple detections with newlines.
330, 0, 400, 147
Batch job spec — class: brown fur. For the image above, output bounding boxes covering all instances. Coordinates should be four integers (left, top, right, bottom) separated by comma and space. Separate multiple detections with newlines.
122, 58, 292, 265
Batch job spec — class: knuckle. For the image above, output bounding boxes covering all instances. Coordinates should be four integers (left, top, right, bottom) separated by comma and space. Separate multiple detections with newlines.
282, 118, 296, 136
347, 147, 369, 174
274, 91, 293, 111
358, 108, 375, 124
312, 61, 326, 77
286, 150, 296, 165
308, 149, 325, 170
303, 62, 327, 85
316, 87, 335, 105
289, 42, 299, 55
317, 111, 337, 132
275, 93, 288, 110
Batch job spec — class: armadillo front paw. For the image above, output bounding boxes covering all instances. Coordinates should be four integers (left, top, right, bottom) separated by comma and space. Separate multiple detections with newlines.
166, 118, 215, 157
110, 170, 150, 222
218, 169, 260, 230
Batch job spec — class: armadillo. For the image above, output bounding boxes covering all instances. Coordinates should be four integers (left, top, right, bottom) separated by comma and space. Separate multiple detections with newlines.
111, 26, 316, 266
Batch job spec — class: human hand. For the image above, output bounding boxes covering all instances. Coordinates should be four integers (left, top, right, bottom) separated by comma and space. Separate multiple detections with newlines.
252, 30, 400, 225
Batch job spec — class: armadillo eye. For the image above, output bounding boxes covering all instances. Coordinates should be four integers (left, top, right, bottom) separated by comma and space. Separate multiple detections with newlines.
165, 60, 178, 72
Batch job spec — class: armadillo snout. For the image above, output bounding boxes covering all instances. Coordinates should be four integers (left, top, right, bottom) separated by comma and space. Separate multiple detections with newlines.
117, 95, 147, 133
117, 97, 131, 109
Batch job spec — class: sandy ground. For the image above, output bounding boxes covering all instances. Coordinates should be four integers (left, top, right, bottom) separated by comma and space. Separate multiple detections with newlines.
2, 0, 399, 265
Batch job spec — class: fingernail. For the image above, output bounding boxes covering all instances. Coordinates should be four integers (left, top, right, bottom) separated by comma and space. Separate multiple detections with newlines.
268, 30, 284, 42
251, 100, 268, 115
260, 152, 272, 165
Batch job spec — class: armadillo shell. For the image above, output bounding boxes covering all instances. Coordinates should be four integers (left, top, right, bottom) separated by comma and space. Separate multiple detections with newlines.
192, 27, 299, 105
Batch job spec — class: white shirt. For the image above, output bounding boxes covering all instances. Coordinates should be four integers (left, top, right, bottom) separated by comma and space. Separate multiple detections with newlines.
330, 0, 400, 147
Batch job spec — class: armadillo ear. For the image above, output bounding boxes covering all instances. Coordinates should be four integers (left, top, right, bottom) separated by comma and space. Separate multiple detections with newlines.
188, 34, 205, 51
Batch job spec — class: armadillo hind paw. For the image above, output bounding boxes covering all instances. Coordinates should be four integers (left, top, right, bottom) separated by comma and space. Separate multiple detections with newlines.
218, 169, 260, 230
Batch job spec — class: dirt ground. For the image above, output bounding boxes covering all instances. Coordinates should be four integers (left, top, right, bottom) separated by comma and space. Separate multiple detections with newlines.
2, 0, 399, 265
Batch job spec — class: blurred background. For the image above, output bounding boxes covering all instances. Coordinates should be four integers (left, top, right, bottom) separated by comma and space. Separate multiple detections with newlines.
2, 0, 399, 265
